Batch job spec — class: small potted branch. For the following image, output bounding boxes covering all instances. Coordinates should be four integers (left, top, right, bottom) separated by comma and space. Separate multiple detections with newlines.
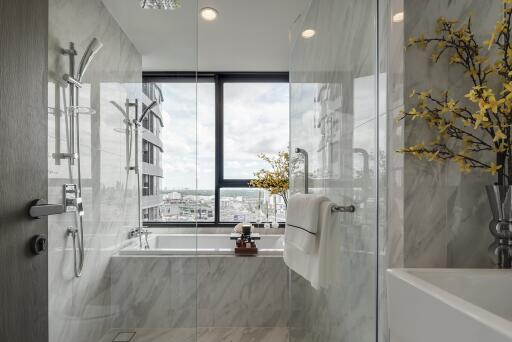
249, 151, 289, 227
402, 1, 512, 267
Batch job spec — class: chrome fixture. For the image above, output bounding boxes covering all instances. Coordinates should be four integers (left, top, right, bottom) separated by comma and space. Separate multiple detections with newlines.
59, 38, 103, 278
67, 227, 84, 277
77, 38, 103, 82
126, 99, 143, 248
110, 100, 134, 172
125, 99, 159, 249
331, 205, 356, 213
293, 147, 355, 214
486, 185, 512, 268
29, 200, 65, 219
140, 0, 181, 10
63, 184, 84, 215
29, 184, 82, 218
57, 39, 103, 165
57, 42, 79, 164
294, 147, 309, 194
139, 100, 158, 124
128, 227, 151, 249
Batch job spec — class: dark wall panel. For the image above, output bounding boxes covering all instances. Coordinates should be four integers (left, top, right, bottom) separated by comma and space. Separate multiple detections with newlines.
0, 0, 49, 341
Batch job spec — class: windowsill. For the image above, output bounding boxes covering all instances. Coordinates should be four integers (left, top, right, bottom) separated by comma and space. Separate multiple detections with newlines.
144, 222, 285, 228
141, 225, 285, 236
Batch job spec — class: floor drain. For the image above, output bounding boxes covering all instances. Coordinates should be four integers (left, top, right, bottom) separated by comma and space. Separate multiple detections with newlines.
112, 331, 136, 342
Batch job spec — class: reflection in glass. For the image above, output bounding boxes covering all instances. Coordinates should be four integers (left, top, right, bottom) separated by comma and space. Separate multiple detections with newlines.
156, 81, 215, 222
220, 188, 286, 223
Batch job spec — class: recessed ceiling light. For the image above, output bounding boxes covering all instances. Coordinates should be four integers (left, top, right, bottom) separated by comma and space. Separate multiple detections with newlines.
392, 11, 404, 23
302, 29, 316, 39
200, 7, 218, 21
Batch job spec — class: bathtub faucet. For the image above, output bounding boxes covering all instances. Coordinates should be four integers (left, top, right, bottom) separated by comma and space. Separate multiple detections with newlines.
128, 227, 151, 249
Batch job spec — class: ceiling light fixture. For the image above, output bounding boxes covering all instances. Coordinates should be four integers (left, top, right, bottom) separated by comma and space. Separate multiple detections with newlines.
301, 29, 316, 39
392, 11, 404, 23
200, 7, 218, 21
140, 0, 181, 10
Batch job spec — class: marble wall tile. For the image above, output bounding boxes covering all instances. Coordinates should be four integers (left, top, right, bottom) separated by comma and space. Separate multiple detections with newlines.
110, 255, 289, 330
246, 257, 289, 327
402, 0, 503, 269
169, 257, 198, 328
48, 0, 142, 341
289, 0, 380, 341
111, 257, 173, 328
197, 257, 248, 327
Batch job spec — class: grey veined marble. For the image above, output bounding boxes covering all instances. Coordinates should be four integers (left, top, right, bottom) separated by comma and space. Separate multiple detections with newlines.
402, 0, 502, 269
48, 0, 142, 342
289, 0, 380, 341
110, 255, 289, 330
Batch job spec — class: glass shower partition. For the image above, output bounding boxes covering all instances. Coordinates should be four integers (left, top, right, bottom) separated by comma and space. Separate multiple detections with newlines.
289, 0, 380, 341
47, 0, 200, 341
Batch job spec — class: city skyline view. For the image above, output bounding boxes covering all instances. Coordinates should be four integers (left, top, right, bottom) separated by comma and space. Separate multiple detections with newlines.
142, 79, 290, 223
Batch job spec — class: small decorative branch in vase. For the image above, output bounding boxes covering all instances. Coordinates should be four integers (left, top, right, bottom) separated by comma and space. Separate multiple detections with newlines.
402, 0, 512, 267
249, 151, 289, 207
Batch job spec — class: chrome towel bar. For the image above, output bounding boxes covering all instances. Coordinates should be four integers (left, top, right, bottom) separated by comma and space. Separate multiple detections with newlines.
294, 147, 309, 194
294, 147, 356, 214
331, 205, 356, 213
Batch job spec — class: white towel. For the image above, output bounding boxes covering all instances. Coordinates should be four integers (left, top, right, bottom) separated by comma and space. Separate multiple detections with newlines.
285, 193, 328, 254
284, 199, 336, 289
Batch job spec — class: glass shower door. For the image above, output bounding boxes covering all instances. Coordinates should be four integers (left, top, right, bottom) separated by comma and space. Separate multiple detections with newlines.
47, 0, 199, 341
289, 0, 379, 341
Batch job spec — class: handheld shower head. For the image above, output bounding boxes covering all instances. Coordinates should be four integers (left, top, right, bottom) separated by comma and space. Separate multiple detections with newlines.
139, 101, 158, 123
77, 38, 103, 82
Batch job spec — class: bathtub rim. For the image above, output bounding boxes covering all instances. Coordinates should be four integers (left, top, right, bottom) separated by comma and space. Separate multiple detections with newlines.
118, 233, 285, 256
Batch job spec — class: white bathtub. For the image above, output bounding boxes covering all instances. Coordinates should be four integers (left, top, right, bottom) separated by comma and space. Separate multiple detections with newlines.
119, 234, 285, 255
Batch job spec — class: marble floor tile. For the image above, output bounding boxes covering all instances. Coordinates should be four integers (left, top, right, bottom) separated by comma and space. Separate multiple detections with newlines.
197, 327, 289, 342
99, 327, 288, 342
99, 328, 196, 342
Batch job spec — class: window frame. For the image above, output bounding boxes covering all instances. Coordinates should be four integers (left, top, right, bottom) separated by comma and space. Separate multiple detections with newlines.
142, 71, 289, 227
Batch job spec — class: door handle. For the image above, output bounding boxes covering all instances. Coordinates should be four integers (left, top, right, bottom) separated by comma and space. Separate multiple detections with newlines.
29, 199, 65, 219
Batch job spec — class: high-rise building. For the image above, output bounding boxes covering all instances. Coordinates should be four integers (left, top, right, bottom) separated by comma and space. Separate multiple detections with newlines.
141, 82, 164, 221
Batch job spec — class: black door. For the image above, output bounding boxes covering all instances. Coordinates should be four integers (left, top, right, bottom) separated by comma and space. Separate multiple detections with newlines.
0, 0, 49, 341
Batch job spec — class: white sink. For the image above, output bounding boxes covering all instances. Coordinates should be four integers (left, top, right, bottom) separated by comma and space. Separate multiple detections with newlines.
387, 268, 512, 342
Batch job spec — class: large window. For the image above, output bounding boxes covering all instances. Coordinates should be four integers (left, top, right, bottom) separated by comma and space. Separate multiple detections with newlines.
143, 72, 289, 225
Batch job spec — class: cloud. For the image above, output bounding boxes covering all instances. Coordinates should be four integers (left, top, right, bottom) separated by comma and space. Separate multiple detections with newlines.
159, 81, 289, 189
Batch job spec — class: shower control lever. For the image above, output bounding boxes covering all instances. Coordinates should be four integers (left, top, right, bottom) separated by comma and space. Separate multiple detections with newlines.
64, 184, 83, 215
29, 184, 82, 218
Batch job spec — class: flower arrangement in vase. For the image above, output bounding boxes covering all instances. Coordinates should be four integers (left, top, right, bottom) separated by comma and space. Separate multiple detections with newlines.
249, 151, 289, 207
402, 0, 512, 267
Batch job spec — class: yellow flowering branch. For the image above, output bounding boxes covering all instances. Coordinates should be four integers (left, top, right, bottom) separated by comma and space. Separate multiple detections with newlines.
249, 151, 289, 206
402, 1, 512, 185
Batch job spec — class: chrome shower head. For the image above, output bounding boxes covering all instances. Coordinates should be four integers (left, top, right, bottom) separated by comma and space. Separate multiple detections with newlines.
140, 0, 181, 10
139, 101, 158, 123
77, 38, 103, 82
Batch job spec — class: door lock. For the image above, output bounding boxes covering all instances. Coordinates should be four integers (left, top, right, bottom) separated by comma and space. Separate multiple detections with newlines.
31, 235, 48, 255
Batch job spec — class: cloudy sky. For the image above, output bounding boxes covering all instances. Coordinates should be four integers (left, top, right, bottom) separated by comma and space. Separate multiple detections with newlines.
160, 82, 289, 190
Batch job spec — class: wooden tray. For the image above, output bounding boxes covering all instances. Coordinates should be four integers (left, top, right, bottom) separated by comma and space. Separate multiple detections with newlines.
235, 246, 258, 255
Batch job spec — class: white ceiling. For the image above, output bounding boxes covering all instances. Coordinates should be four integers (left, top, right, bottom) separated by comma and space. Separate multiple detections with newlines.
102, 0, 310, 71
